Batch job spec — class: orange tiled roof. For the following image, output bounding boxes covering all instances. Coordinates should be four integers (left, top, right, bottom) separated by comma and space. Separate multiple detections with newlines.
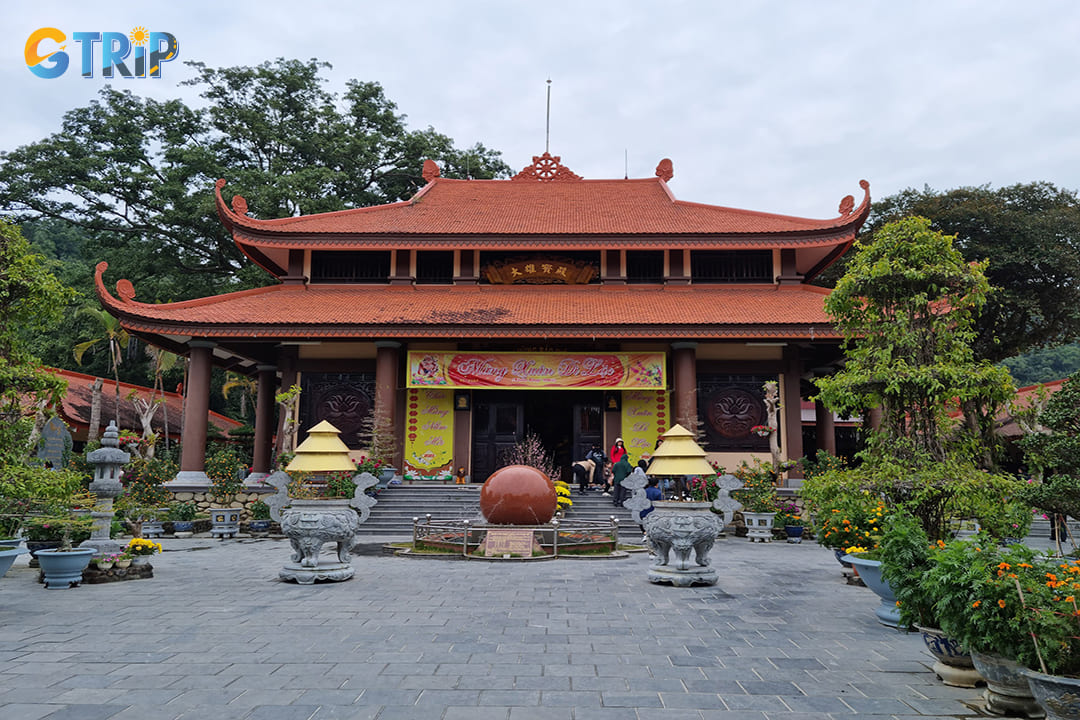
96, 263, 838, 341
214, 161, 871, 248
48, 367, 243, 438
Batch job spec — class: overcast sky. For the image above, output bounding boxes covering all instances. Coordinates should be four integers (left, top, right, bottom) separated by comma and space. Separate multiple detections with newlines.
5, 1, 1080, 218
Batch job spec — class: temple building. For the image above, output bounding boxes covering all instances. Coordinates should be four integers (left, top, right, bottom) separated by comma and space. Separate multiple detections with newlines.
94, 152, 870, 487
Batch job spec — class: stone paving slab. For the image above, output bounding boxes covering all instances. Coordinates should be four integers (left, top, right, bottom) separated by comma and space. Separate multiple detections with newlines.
0, 535, 1003, 719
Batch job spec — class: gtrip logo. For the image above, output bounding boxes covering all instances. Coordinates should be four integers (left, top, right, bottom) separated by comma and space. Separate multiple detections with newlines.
26, 27, 179, 79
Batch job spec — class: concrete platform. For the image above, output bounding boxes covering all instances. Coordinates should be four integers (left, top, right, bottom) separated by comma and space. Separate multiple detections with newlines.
0, 533, 1053, 719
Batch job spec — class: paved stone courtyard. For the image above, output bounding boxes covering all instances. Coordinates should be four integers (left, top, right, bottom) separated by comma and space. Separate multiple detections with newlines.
0, 536, 1003, 720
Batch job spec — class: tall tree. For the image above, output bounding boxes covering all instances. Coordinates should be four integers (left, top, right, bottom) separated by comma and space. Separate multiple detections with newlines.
814, 217, 1018, 538
0, 58, 511, 302
819, 183, 1080, 364
0, 220, 75, 465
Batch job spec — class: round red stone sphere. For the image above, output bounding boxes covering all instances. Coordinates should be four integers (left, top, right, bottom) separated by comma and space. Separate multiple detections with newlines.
479, 465, 557, 525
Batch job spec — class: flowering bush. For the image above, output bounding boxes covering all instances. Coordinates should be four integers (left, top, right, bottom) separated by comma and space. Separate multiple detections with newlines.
354, 456, 384, 476
730, 458, 779, 513
206, 449, 244, 504
813, 494, 885, 551
925, 536, 1080, 676
126, 537, 162, 556
774, 501, 804, 527
554, 482, 572, 509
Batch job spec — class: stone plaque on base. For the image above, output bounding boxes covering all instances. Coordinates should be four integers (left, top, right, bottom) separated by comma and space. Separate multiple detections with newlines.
483, 528, 534, 557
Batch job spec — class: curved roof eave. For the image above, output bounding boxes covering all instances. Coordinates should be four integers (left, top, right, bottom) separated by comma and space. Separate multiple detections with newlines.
213, 176, 871, 249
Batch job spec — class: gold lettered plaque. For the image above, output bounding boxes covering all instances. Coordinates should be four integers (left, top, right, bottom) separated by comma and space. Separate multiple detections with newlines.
483, 528, 535, 557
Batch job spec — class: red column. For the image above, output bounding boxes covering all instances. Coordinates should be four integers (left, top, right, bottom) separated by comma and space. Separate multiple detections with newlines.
815, 399, 836, 455
375, 341, 401, 467
671, 342, 698, 431
250, 364, 276, 478
173, 341, 213, 485
782, 345, 804, 479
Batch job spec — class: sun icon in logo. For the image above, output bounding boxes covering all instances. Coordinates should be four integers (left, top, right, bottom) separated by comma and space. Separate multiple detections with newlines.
129, 26, 149, 46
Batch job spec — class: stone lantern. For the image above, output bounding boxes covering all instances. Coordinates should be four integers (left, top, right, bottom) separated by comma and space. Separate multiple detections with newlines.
79, 421, 129, 557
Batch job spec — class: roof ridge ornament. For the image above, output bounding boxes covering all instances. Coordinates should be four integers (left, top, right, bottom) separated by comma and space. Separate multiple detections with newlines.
511, 152, 582, 182
839, 179, 871, 217
231, 195, 248, 216
655, 158, 673, 182
422, 159, 441, 183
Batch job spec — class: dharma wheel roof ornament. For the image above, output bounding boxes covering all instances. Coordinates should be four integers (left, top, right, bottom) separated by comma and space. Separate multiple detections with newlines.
511, 151, 583, 182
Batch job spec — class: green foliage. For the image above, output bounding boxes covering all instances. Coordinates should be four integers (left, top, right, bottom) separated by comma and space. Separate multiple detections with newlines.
878, 511, 935, 628
926, 538, 1080, 676
205, 448, 244, 504
117, 457, 174, 523
1002, 343, 1080, 386
815, 217, 1018, 540
821, 183, 1080, 364
804, 475, 886, 550
0, 60, 510, 300
730, 458, 780, 513
248, 499, 271, 521
167, 500, 197, 522
0, 220, 75, 465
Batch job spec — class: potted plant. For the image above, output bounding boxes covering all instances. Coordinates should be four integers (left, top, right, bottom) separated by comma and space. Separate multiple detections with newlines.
124, 537, 162, 566
167, 500, 197, 536
730, 458, 780, 542
29, 506, 97, 589
117, 457, 175, 538
878, 511, 981, 687
206, 449, 244, 539
248, 498, 272, 533
774, 502, 805, 543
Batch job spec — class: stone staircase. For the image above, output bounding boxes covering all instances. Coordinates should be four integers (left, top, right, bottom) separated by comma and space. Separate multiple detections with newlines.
355, 484, 639, 536
356, 483, 483, 536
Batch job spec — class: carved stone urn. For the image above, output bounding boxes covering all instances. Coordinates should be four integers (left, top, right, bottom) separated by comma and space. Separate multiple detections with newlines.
644, 501, 722, 587
279, 499, 361, 585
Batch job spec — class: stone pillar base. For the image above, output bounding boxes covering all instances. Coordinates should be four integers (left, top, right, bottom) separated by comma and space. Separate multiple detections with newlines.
168, 471, 210, 488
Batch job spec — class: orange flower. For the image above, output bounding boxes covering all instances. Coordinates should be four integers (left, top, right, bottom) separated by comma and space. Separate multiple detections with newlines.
998, 562, 1011, 570
972, 600, 981, 608
936, 540, 946, 549
998, 599, 1006, 609
1018, 563, 1033, 568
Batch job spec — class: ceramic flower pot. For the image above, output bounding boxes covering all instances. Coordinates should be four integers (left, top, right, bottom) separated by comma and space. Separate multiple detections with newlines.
0, 545, 28, 579
913, 625, 982, 688
784, 525, 804, 543
843, 554, 903, 628
115, 558, 132, 569
970, 650, 1045, 718
743, 511, 775, 543
36, 547, 96, 589
210, 507, 241, 539
1023, 668, 1080, 720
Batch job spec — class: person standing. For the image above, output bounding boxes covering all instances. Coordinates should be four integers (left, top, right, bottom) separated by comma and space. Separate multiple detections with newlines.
609, 438, 627, 464
611, 454, 632, 506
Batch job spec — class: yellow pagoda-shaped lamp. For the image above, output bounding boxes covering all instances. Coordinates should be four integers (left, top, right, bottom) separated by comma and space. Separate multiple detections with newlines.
285, 420, 355, 473
646, 424, 715, 477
